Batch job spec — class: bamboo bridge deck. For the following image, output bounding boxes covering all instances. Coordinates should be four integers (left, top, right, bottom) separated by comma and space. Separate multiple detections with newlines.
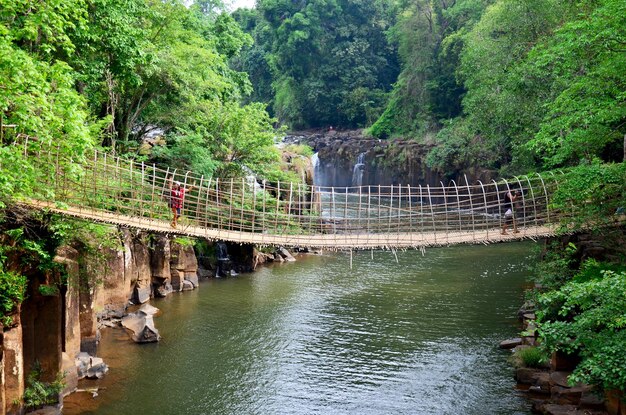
20, 147, 566, 250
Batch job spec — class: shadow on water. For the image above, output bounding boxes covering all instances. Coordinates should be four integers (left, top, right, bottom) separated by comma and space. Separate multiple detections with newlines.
64, 242, 536, 415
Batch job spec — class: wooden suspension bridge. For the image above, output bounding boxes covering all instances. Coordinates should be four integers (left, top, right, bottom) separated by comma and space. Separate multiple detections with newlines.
19, 146, 567, 249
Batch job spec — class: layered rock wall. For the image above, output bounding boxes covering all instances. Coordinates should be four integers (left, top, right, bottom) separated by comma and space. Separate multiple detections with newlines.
0, 228, 204, 415
290, 130, 496, 187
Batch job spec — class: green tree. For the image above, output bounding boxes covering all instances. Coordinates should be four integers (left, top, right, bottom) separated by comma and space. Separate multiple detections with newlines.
524, 0, 626, 167
237, 0, 399, 129
537, 267, 626, 392
370, 0, 489, 139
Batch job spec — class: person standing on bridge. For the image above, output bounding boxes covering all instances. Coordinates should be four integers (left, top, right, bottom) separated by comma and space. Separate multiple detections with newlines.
170, 180, 195, 229
501, 189, 520, 235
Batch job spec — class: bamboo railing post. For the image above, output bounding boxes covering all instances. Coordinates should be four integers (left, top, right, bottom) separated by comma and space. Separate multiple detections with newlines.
451, 180, 462, 232
492, 179, 501, 232
149, 164, 157, 220
397, 184, 402, 237
440, 181, 449, 243
288, 182, 293, 230
228, 178, 234, 230
427, 185, 436, 243
407, 185, 413, 244
388, 184, 393, 234
396, 184, 403, 244
419, 185, 424, 243
307, 185, 314, 234
129, 160, 135, 215
241, 178, 246, 232
101, 153, 108, 217
502, 178, 513, 234
464, 175, 476, 240
204, 177, 212, 229
377, 185, 381, 234
181, 171, 190, 228
523, 175, 539, 231
366, 187, 371, 234
196, 175, 204, 225
262, 180, 267, 233
478, 180, 489, 238
116, 157, 122, 214
514, 176, 526, 231
216, 178, 221, 230
331, 187, 336, 232
358, 186, 363, 233
252, 180, 257, 233
139, 162, 146, 218
92, 150, 98, 210
275, 181, 281, 232
536, 173, 550, 224
343, 188, 348, 233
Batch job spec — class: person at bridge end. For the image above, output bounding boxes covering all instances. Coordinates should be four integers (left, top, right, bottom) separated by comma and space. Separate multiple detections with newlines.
170, 180, 195, 229
501, 189, 521, 235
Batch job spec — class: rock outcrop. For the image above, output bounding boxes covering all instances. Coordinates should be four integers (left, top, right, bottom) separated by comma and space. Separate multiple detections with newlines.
287, 130, 496, 188
121, 304, 161, 343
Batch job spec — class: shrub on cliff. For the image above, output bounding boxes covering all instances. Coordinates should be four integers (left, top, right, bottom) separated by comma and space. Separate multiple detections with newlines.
511, 347, 548, 369
0, 270, 27, 326
537, 267, 626, 392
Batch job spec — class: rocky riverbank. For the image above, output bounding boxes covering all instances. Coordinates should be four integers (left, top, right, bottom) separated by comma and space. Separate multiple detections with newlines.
0, 222, 302, 415
501, 231, 626, 415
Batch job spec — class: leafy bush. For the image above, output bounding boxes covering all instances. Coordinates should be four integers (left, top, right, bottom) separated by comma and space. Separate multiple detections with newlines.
532, 241, 578, 290
0, 270, 27, 326
537, 268, 626, 391
23, 363, 65, 410
282, 144, 314, 158
551, 163, 626, 232
512, 347, 548, 368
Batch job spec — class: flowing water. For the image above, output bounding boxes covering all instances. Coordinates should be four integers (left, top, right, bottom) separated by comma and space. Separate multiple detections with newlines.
65, 243, 535, 415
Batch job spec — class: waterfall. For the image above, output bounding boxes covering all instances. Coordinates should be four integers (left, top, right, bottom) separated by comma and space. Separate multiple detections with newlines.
311, 152, 320, 186
242, 165, 262, 193
351, 152, 366, 187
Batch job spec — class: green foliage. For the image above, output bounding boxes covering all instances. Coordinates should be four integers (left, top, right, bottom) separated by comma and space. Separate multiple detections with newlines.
371, 0, 488, 139
537, 268, 626, 391
23, 363, 65, 410
425, 117, 492, 175
532, 241, 578, 290
172, 237, 194, 247
551, 163, 626, 232
525, 0, 626, 167
282, 144, 314, 158
0, 270, 27, 326
236, 0, 399, 128
512, 346, 548, 369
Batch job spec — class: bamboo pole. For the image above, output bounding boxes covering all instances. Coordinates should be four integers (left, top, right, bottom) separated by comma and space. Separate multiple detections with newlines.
275, 181, 280, 232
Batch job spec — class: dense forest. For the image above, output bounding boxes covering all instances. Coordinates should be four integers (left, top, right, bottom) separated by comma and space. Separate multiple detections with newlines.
1, 0, 626, 406
234, 0, 625, 175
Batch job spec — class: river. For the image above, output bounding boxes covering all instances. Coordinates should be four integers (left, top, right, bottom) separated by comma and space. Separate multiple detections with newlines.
64, 242, 535, 415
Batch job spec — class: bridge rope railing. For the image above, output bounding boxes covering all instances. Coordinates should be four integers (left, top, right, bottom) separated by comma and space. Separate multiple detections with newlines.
17, 141, 567, 246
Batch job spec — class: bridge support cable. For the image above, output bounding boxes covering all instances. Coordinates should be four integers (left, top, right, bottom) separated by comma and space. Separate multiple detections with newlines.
20, 146, 567, 249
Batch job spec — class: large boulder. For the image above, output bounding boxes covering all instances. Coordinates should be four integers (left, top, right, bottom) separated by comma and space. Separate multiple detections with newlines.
276, 247, 296, 262
121, 304, 161, 343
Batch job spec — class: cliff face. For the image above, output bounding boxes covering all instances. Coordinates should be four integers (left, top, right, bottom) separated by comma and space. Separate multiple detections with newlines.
0, 228, 202, 415
290, 130, 496, 188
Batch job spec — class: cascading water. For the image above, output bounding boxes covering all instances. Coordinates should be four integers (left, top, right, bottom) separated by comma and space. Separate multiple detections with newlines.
351, 152, 366, 187
242, 165, 262, 193
311, 152, 320, 186
216, 241, 233, 278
